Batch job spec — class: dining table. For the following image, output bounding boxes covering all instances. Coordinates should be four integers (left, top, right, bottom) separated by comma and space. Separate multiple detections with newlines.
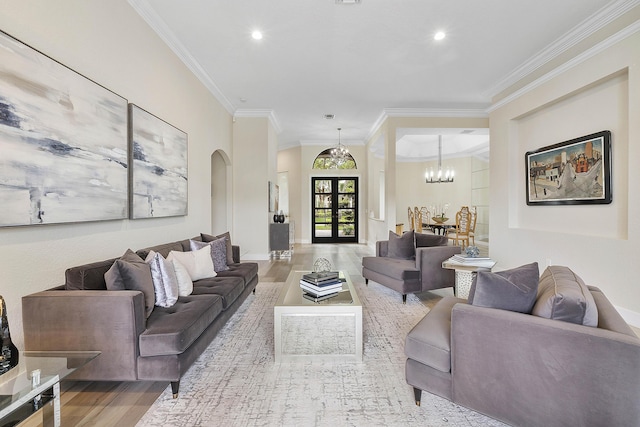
426, 221, 455, 235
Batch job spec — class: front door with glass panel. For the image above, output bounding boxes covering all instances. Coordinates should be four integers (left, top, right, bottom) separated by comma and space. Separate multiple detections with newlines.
312, 177, 358, 243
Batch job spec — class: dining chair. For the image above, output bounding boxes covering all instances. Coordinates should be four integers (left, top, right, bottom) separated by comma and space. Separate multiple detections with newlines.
469, 206, 477, 246
420, 206, 433, 234
414, 207, 422, 233
447, 206, 470, 249
408, 207, 415, 231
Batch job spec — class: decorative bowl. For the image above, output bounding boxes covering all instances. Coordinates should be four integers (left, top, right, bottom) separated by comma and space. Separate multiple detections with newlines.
431, 216, 449, 224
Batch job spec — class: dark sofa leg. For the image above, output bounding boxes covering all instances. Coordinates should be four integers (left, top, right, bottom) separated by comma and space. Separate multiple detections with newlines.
171, 380, 180, 399
365, 278, 368, 285
253, 288, 256, 294
402, 294, 407, 304
413, 387, 422, 406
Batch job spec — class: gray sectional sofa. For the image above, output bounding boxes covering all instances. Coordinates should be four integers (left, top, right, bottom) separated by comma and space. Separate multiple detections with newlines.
405, 264, 640, 426
21, 233, 258, 398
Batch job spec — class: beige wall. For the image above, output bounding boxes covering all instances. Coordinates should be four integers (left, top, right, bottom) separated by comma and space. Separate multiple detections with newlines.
490, 27, 640, 322
0, 0, 233, 349
232, 117, 277, 259
277, 147, 302, 243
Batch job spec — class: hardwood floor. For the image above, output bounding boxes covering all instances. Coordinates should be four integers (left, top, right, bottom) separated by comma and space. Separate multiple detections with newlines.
42, 242, 639, 426
52, 243, 374, 426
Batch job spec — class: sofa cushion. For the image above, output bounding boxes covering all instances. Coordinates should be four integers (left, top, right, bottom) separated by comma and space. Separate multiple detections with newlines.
532, 265, 598, 327
136, 240, 184, 260
405, 296, 466, 373
216, 262, 259, 287
202, 232, 235, 266
468, 262, 539, 314
415, 233, 447, 248
65, 258, 117, 290
167, 246, 216, 281
104, 249, 155, 318
191, 276, 245, 309
139, 294, 224, 356
362, 256, 419, 280
145, 251, 179, 308
191, 238, 229, 272
388, 230, 415, 259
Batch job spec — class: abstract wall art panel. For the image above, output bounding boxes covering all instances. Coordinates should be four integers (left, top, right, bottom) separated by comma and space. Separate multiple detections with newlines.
129, 104, 188, 219
0, 31, 128, 227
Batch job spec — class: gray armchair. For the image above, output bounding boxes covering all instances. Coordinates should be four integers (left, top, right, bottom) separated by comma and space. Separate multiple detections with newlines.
362, 232, 460, 303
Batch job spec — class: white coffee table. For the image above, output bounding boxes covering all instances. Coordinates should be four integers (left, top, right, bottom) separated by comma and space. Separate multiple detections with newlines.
274, 270, 363, 362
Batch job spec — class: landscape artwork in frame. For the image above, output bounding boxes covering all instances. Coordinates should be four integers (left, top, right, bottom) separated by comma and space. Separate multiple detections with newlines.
526, 130, 611, 206
129, 104, 188, 219
0, 31, 128, 227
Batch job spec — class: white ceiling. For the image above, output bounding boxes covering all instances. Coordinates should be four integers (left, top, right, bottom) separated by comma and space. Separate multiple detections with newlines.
129, 0, 621, 159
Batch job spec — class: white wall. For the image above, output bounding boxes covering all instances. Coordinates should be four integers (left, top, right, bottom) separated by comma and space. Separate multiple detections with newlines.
490, 28, 640, 323
0, 0, 233, 349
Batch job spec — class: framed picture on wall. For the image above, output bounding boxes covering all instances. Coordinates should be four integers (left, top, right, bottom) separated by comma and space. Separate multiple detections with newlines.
269, 181, 279, 212
0, 30, 128, 226
525, 130, 611, 205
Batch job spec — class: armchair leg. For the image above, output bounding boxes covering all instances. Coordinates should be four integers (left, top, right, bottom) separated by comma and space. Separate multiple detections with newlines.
365, 278, 369, 285
413, 387, 422, 406
402, 294, 407, 304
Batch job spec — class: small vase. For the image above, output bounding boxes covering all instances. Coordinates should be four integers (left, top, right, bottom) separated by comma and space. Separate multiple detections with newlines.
273, 214, 278, 223
278, 214, 285, 223
0, 295, 19, 375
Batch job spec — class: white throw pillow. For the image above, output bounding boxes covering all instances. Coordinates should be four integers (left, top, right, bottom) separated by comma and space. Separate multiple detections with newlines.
167, 246, 216, 281
170, 258, 193, 296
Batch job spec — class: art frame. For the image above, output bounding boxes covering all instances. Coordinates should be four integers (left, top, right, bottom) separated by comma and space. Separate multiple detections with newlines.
129, 104, 188, 219
526, 130, 611, 206
269, 181, 279, 212
0, 30, 129, 227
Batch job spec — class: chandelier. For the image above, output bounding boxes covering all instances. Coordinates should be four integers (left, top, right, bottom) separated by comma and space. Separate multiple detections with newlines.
330, 127, 349, 164
425, 135, 454, 183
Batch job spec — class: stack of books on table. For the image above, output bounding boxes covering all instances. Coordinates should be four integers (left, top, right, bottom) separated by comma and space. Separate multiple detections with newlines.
447, 255, 496, 268
300, 272, 342, 301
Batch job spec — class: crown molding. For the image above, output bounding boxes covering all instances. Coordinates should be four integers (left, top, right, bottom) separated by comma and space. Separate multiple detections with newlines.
233, 109, 282, 134
488, 19, 640, 113
485, 0, 640, 99
128, 0, 236, 114
367, 107, 490, 142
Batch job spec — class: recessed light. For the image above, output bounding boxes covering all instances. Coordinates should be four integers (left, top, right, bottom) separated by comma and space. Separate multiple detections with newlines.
251, 30, 263, 40
434, 31, 446, 41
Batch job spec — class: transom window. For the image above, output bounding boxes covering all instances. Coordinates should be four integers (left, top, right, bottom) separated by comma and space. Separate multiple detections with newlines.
313, 149, 357, 170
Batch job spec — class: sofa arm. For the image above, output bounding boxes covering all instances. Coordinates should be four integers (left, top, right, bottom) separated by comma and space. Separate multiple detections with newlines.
376, 240, 389, 257
450, 303, 640, 427
22, 290, 146, 382
415, 245, 460, 291
232, 245, 240, 263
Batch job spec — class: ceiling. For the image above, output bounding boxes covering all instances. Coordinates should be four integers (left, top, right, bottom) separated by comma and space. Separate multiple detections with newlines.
129, 0, 618, 159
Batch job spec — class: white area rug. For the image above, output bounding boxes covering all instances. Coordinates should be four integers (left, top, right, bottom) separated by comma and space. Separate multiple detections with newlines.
137, 281, 507, 427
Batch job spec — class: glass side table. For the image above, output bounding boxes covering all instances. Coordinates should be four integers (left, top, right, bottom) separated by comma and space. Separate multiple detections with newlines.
0, 351, 99, 427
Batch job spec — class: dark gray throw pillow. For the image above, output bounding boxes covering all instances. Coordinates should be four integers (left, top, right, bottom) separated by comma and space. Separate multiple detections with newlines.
202, 232, 234, 265
468, 262, 539, 314
387, 230, 415, 260
104, 249, 155, 318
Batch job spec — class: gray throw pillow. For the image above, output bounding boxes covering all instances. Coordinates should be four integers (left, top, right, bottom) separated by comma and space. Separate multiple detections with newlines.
145, 250, 179, 308
387, 230, 415, 260
202, 232, 234, 265
104, 249, 155, 318
532, 266, 598, 327
468, 262, 539, 314
191, 238, 229, 272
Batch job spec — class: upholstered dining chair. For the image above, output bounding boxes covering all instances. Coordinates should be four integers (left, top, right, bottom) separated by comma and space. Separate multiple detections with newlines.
414, 207, 422, 233
469, 206, 477, 246
408, 207, 415, 231
420, 206, 434, 234
447, 206, 471, 248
